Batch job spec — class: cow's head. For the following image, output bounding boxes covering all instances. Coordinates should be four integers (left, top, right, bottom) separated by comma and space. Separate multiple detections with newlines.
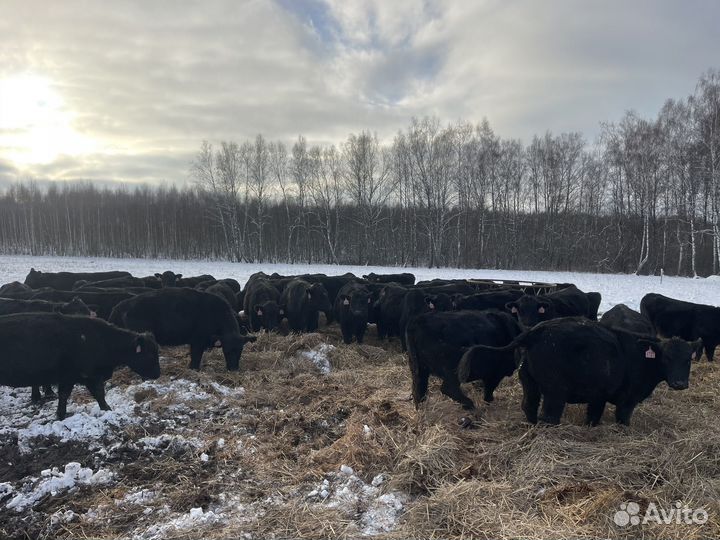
155, 271, 180, 287
340, 287, 371, 319
506, 295, 552, 328
126, 333, 161, 380
57, 296, 92, 316
254, 300, 282, 331
25, 268, 41, 288
644, 337, 703, 390
307, 283, 332, 312
215, 332, 257, 371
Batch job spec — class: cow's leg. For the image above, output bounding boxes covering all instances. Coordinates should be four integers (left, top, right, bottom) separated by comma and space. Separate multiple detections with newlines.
704, 341, 716, 362
341, 322, 353, 344
31, 385, 42, 403
585, 400, 606, 426
519, 366, 540, 424
539, 393, 565, 425
188, 342, 205, 370
356, 322, 366, 344
483, 375, 502, 403
42, 384, 55, 398
440, 377, 475, 410
56, 381, 75, 420
324, 310, 334, 325
615, 402, 637, 426
85, 379, 111, 411
376, 320, 386, 340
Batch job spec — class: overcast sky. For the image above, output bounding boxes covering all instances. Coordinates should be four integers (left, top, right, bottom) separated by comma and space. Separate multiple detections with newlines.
0, 0, 718, 186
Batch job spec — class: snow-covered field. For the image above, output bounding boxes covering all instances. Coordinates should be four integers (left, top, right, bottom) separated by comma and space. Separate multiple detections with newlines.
0, 254, 717, 312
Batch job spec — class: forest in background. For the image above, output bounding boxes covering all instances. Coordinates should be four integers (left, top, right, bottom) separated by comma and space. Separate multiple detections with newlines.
0, 70, 718, 276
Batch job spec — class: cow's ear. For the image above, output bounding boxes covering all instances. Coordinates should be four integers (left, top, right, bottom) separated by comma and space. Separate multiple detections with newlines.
176, 274, 183, 279
538, 302, 550, 314
505, 302, 518, 314
154, 273, 162, 278
638, 339, 660, 360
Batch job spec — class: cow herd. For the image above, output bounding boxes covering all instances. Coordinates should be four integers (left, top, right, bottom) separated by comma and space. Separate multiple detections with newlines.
0, 267, 716, 430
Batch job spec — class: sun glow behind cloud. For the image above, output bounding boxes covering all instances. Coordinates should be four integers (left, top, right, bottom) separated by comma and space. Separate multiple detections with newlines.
0, 74, 97, 165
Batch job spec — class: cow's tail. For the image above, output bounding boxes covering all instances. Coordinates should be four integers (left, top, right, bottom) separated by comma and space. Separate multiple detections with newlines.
457, 332, 529, 383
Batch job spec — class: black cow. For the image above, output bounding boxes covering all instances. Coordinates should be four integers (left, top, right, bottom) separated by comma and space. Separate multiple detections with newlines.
399, 290, 453, 351
0, 313, 160, 419
72, 276, 147, 290
363, 272, 415, 286
267, 273, 357, 324
506, 285, 593, 327
280, 279, 332, 332
0, 297, 91, 317
24, 268, 131, 291
31, 290, 135, 320
244, 277, 283, 332
0, 282, 31, 295
109, 288, 255, 371
335, 282, 371, 344
600, 304, 654, 335
139, 276, 163, 289
467, 317, 702, 425
196, 278, 242, 294
641, 293, 720, 362
453, 290, 523, 311
374, 284, 409, 340
407, 310, 522, 409
205, 282, 239, 311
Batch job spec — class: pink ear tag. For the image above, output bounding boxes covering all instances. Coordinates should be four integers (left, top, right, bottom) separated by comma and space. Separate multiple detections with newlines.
511, 307, 518, 314
215, 340, 222, 347
257, 309, 263, 316
691, 352, 696, 360
645, 347, 656, 359
136, 345, 142, 353
538, 306, 545, 314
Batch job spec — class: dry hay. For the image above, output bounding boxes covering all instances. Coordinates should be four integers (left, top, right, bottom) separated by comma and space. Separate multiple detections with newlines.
12, 329, 720, 540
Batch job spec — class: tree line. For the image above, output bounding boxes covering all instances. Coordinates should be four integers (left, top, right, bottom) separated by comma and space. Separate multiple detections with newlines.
1, 69, 719, 276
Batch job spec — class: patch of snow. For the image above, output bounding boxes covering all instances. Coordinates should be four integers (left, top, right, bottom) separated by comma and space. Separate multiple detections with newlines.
299, 343, 335, 374
307, 471, 407, 536
117, 489, 156, 506
134, 506, 224, 540
138, 434, 203, 452
50, 509, 77, 525
6, 462, 113, 512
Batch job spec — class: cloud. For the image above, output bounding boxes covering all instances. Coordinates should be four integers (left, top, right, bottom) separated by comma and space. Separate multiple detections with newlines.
0, 0, 717, 184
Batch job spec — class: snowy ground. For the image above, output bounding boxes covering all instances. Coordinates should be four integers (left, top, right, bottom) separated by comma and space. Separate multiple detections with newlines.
1, 254, 717, 312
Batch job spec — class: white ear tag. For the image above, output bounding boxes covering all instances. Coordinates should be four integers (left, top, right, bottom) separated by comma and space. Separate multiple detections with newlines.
691, 352, 696, 360
538, 306, 545, 314
214, 340, 222, 347
645, 347, 656, 359
428, 302, 435, 310
136, 345, 142, 353
343, 298, 350, 306
257, 309, 263, 316
511, 307, 518, 314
